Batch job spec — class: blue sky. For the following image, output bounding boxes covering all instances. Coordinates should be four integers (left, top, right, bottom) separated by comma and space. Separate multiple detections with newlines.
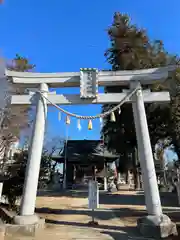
1, 0, 180, 145
164, 148, 178, 163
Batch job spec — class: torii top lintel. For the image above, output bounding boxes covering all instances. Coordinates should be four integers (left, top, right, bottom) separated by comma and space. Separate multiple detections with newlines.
5, 65, 176, 88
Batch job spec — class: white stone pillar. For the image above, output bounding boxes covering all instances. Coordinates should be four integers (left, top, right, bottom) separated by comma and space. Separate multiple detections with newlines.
130, 81, 162, 216
103, 163, 108, 191
0, 182, 3, 201
117, 172, 121, 184
20, 83, 48, 216
104, 176, 107, 191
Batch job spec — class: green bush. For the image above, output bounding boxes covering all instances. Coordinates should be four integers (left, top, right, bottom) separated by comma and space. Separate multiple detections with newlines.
2, 151, 27, 210
2, 148, 56, 210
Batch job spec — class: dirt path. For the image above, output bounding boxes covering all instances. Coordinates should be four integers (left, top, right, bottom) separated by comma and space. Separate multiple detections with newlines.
6, 189, 180, 239
35, 192, 128, 240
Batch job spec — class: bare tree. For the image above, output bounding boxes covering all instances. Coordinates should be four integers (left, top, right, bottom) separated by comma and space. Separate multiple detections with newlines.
0, 55, 35, 167
37, 136, 65, 187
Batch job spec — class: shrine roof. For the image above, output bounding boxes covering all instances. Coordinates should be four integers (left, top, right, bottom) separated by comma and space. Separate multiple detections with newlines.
51, 140, 119, 163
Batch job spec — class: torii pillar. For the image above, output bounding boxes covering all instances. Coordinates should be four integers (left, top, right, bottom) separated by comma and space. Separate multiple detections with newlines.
14, 83, 48, 225
130, 81, 177, 238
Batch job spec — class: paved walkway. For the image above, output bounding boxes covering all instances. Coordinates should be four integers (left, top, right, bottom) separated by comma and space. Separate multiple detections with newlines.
5, 189, 180, 239
5, 209, 129, 240
36, 207, 129, 240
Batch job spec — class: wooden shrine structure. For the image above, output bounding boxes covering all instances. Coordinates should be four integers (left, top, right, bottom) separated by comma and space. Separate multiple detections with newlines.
51, 139, 119, 188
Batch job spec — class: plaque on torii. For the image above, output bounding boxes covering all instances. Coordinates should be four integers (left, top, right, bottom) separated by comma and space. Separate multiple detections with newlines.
80, 68, 98, 99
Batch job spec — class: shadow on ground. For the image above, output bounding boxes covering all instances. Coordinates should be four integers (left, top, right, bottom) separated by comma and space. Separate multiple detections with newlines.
45, 219, 139, 238
36, 208, 118, 220
45, 219, 180, 240
37, 189, 179, 207
36, 206, 180, 222
37, 188, 89, 198
36, 190, 180, 239
99, 192, 179, 207
100, 231, 128, 240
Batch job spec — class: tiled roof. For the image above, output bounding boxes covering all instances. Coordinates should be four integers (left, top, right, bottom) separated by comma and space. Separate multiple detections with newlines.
58, 140, 118, 162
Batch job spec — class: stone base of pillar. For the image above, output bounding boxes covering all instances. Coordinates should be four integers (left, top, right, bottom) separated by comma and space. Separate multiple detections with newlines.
137, 214, 178, 238
13, 214, 40, 225
0, 216, 45, 238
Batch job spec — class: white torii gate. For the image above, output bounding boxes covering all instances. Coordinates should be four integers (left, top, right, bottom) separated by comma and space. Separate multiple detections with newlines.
5, 66, 177, 237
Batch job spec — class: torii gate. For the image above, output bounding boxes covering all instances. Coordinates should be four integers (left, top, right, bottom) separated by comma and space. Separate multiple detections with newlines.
5, 66, 177, 237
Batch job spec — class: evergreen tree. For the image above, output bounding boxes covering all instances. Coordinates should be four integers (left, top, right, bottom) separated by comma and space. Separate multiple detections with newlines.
102, 12, 177, 183
155, 69, 180, 159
